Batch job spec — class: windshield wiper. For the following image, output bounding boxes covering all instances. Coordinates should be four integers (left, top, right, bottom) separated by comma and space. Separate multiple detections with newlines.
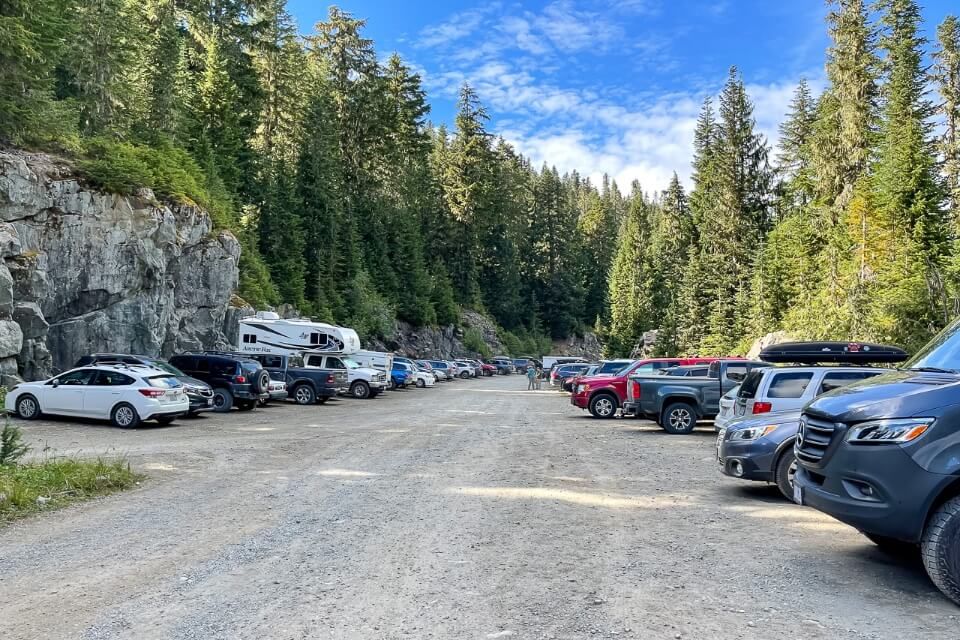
906, 366, 959, 374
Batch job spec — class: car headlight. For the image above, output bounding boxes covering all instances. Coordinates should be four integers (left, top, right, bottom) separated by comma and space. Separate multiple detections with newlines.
846, 418, 933, 444
731, 424, 779, 441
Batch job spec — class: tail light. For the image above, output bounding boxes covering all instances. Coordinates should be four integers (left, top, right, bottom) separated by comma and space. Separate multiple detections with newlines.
138, 389, 165, 398
752, 401, 772, 414
234, 375, 246, 383
327, 374, 335, 383
630, 380, 641, 399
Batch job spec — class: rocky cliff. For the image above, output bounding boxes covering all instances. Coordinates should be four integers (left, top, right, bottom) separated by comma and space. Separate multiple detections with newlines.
0, 149, 240, 383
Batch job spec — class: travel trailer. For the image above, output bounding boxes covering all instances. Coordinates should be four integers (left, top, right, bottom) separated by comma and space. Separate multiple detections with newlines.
237, 312, 361, 356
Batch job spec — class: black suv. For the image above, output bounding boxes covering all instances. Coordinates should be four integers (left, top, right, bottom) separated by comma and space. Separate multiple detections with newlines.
795, 325, 960, 605
76, 353, 215, 416
168, 353, 270, 412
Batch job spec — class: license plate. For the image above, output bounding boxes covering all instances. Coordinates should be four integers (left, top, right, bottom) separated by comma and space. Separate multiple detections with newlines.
206, 399, 213, 407
793, 482, 803, 505
164, 390, 181, 403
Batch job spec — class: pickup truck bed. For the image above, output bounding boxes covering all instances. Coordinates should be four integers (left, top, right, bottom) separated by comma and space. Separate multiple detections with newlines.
623, 360, 769, 434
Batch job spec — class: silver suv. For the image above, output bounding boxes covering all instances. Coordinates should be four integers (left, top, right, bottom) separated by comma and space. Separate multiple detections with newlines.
733, 366, 890, 419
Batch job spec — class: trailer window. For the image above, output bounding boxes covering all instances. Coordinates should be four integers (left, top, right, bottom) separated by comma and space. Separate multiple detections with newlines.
242, 333, 257, 344
310, 332, 328, 347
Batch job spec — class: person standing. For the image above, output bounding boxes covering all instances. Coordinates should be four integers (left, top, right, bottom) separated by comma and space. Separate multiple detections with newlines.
526, 364, 537, 390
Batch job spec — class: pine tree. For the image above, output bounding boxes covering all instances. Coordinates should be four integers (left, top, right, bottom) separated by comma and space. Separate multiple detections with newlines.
138, 0, 185, 139
607, 185, 653, 356
0, 0, 70, 142
935, 15, 960, 219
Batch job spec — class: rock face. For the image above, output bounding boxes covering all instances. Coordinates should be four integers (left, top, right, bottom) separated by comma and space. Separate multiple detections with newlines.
0, 149, 241, 381
747, 330, 797, 360
551, 332, 603, 361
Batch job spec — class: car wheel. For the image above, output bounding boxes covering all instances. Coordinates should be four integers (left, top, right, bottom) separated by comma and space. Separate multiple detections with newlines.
15, 394, 41, 420
589, 393, 618, 419
774, 448, 798, 501
111, 403, 141, 429
212, 388, 233, 413
416, 378, 426, 388
351, 380, 371, 399
292, 384, 316, 405
156, 415, 176, 426
255, 370, 271, 395
661, 402, 696, 434
922, 496, 960, 605
461, 371, 469, 379
237, 400, 256, 411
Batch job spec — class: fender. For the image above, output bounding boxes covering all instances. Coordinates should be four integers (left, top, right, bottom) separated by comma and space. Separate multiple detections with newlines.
656, 389, 703, 416
588, 384, 620, 402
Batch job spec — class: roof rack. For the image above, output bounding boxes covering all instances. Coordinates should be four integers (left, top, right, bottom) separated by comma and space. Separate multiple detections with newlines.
759, 341, 909, 365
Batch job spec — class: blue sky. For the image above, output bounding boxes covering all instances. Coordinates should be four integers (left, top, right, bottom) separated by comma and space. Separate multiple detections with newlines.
287, 0, 956, 191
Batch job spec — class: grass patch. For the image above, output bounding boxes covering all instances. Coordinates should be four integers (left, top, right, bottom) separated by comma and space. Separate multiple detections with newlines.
0, 457, 143, 524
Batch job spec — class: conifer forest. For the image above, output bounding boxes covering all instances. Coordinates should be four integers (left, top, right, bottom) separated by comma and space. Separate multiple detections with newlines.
2, 0, 959, 356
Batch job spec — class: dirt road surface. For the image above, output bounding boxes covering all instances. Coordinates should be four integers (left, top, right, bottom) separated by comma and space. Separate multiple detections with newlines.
1, 375, 956, 639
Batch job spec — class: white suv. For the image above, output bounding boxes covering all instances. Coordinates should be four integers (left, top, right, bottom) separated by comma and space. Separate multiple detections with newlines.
5, 364, 190, 428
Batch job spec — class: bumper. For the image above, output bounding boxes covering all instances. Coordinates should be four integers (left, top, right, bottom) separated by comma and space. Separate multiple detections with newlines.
718, 437, 775, 482
622, 401, 638, 416
187, 394, 215, 413
143, 399, 190, 420
317, 386, 341, 398
268, 389, 288, 401
796, 445, 952, 543
570, 393, 588, 409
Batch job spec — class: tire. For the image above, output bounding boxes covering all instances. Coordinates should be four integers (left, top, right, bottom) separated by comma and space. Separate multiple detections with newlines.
589, 393, 618, 419
212, 388, 234, 413
111, 403, 141, 429
236, 399, 256, 411
252, 370, 271, 395
15, 394, 41, 420
156, 415, 176, 426
416, 378, 426, 388
774, 447, 798, 501
921, 496, 960, 605
661, 402, 697, 434
291, 384, 316, 405
460, 371, 469, 379
351, 380, 371, 399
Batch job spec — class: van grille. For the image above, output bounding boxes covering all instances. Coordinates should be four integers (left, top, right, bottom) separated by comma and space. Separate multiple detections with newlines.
796, 415, 837, 463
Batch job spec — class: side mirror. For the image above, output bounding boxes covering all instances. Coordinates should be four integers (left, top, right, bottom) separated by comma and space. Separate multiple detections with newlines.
51, 379, 60, 388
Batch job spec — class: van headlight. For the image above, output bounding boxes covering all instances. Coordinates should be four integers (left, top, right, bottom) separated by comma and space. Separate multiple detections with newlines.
730, 424, 779, 441
846, 418, 933, 444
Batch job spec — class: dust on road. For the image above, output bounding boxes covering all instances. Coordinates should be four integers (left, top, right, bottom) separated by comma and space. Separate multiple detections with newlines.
0, 376, 954, 639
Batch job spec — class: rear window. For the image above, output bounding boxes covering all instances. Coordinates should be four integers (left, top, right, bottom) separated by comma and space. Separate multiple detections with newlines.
306, 355, 324, 367
738, 370, 764, 399
766, 371, 814, 398
146, 375, 182, 389
819, 370, 882, 394
724, 364, 749, 381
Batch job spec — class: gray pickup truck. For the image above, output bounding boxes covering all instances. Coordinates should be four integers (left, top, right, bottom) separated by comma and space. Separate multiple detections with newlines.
623, 359, 770, 434
237, 353, 347, 405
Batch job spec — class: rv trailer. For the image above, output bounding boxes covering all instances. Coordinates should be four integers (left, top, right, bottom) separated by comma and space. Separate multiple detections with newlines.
238, 312, 361, 356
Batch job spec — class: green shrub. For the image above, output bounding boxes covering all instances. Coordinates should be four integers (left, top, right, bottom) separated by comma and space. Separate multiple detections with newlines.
77, 137, 235, 229
0, 457, 141, 523
0, 422, 29, 466
348, 270, 395, 341
463, 327, 492, 358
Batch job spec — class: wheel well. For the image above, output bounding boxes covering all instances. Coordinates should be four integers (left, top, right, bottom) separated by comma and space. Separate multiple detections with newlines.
927, 477, 960, 524
589, 389, 618, 406
773, 438, 797, 472
661, 397, 698, 416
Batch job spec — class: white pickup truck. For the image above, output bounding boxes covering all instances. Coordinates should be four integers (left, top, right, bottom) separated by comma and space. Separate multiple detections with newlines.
304, 352, 387, 399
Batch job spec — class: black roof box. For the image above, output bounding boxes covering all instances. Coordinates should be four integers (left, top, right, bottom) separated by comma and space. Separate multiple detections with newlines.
759, 341, 909, 364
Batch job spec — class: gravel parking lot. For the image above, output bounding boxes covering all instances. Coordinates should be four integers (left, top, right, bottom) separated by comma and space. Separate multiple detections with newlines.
0, 375, 956, 639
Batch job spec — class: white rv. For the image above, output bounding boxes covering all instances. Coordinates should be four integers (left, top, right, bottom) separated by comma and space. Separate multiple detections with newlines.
351, 350, 395, 378
237, 312, 361, 355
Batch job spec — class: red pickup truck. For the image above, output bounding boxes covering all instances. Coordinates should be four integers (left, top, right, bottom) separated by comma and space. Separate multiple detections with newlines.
570, 357, 722, 418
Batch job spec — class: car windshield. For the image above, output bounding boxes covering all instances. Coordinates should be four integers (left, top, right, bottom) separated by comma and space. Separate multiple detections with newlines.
341, 358, 360, 369
615, 362, 637, 376
149, 360, 185, 376
902, 318, 960, 373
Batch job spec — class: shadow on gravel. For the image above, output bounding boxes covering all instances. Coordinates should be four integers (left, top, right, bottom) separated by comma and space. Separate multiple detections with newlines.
10, 415, 183, 430
835, 545, 945, 599
730, 484, 787, 504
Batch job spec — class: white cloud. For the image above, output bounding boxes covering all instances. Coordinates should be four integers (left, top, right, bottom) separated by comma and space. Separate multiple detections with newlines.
415, 2, 826, 194
416, 4, 501, 49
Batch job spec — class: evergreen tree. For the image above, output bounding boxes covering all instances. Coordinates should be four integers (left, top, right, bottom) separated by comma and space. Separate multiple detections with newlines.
607, 185, 653, 356
935, 15, 960, 219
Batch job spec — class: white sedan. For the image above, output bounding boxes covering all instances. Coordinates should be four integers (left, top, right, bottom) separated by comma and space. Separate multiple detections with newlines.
411, 367, 436, 388
5, 364, 190, 428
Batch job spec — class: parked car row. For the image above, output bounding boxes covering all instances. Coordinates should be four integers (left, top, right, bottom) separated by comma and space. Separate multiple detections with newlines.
562, 338, 960, 606
4, 312, 505, 430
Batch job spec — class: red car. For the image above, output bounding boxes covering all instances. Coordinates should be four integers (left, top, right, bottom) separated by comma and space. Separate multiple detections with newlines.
480, 362, 497, 376
570, 357, 724, 419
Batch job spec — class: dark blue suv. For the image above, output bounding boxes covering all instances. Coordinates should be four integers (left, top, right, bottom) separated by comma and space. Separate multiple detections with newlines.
795, 320, 960, 606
